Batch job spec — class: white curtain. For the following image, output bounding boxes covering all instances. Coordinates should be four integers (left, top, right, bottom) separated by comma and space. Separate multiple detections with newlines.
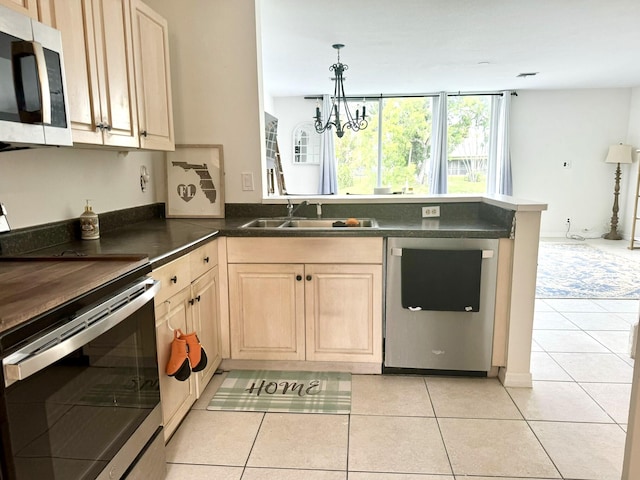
428, 92, 448, 194
318, 94, 338, 194
487, 91, 513, 195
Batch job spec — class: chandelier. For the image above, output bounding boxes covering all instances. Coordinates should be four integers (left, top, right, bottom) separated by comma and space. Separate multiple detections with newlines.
314, 44, 368, 138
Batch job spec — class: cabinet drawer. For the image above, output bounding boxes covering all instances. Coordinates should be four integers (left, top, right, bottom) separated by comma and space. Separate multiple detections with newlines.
152, 255, 191, 305
190, 240, 218, 279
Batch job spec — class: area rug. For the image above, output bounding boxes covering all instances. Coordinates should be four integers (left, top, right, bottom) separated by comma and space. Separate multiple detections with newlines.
207, 370, 351, 414
536, 242, 640, 299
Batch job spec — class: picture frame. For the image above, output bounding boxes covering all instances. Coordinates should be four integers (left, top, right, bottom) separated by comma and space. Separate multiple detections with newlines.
166, 144, 225, 218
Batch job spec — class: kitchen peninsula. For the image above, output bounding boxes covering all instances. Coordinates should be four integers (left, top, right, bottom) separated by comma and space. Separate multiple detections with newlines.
0, 194, 546, 391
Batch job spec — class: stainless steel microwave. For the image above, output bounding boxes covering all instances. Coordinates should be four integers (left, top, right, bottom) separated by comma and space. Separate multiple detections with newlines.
0, 5, 72, 151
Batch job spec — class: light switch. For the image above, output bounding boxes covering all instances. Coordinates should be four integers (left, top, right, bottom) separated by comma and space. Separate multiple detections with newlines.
241, 172, 254, 191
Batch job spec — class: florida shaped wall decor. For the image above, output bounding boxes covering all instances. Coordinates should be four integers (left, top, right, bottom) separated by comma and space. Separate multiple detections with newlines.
166, 144, 225, 218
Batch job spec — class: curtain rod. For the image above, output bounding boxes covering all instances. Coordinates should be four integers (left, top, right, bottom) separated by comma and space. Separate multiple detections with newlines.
303, 91, 517, 101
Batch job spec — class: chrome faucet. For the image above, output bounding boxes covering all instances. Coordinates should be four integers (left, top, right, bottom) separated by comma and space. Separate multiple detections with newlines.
287, 199, 309, 218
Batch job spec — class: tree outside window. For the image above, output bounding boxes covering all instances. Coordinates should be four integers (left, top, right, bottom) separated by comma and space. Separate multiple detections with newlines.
334, 94, 492, 195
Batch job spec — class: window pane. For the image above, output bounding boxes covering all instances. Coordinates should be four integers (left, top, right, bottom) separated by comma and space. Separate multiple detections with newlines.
447, 96, 491, 193
335, 100, 379, 194
380, 98, 432, 194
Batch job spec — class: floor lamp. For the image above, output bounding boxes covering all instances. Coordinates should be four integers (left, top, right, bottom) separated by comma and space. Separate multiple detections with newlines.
604, 144, 633, 240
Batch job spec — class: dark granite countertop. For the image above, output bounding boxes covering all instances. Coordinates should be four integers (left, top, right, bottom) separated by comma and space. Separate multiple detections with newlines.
0, 202, 514, 268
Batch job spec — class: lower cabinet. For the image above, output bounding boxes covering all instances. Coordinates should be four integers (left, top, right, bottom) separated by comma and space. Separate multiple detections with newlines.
227, 237, 383, 365
229, 263, 305, 361
152, 241, 221, 441
154, 287, 194, 441
191, 266, 222, 394
305, 263, 382, 362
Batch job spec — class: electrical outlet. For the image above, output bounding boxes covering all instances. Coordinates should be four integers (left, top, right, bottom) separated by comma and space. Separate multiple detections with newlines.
422, 206, 440, 218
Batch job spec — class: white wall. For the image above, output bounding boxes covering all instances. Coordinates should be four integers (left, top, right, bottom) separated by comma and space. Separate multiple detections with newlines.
145, 0, 264, 204
272, 96, 321, 194
0, 147, 165, 229
271, 89, 635, 237
624, 87, 640, 238
504, 89, 632, 237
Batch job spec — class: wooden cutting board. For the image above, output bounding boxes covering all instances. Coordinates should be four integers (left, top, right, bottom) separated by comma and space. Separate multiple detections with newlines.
0, 255, 149, 334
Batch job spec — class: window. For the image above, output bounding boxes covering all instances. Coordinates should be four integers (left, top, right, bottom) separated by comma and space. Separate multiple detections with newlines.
447, 96, 490, 193
334, 94, 493, 195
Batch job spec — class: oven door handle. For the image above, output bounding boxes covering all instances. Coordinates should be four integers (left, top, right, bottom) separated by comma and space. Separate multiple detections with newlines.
3, 278, 160, 387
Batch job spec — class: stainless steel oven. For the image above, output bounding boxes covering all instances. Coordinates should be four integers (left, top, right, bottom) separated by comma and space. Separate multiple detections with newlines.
0, 274, 164, 480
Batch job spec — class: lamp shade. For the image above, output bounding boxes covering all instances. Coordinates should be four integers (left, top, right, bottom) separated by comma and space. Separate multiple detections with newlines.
605, 144, 633, 164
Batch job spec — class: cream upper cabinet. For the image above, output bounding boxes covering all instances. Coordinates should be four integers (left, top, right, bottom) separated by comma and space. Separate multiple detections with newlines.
227, 237, 383, 364
48, 0, 139, 147
0, 0, 38, 18
131, 0, 174, 150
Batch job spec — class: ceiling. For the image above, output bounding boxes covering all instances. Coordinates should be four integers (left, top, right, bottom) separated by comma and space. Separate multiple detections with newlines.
259, 0, 640, 98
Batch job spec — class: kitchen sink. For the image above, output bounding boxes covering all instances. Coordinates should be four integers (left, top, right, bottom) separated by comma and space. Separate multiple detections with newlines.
284, 218, 378, 228
239, 218, 379, 229
240, 219, 288, 228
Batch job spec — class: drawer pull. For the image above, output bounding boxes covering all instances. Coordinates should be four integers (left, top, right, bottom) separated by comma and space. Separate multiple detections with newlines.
170, 276, 177, 284
204, 256, 210, 263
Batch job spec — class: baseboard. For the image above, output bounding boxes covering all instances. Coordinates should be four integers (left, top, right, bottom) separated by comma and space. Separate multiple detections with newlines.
220, 359, 382, 374
498, 367, 533, 388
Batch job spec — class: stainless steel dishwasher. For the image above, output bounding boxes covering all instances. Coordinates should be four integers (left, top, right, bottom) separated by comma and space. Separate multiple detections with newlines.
384, 237, 499, 375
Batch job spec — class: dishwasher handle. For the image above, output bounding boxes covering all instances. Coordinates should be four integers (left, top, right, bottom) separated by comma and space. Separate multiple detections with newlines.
3, 278, 160, 387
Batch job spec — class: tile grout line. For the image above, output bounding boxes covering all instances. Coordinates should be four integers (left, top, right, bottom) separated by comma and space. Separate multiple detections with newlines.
423, 376, 456, 477
240, 411, 266, 478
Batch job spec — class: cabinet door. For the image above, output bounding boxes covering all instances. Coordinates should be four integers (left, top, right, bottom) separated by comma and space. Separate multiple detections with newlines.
154, 287, 196, 441
191, 267, 221, 397
0, 0, 38, 18
49, 0, 104, 144
131, 0, 174, 150
229, 263, 305, 360
92, 0, 138, 147
305, 264, 382, 363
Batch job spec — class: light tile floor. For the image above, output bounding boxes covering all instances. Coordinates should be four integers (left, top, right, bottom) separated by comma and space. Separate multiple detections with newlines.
166, 240, 639, 480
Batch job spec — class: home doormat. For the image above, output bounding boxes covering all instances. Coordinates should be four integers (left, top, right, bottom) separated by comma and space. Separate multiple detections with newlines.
207, 370, 351, 414
536, 242, 640, 299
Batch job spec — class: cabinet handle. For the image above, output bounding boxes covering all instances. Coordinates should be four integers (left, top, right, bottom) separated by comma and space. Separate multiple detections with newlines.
170, 276, 177, 284
140, 130, 148, 137
104, 123, 112, 132
306, 275, 312, 281
96, 122, 104, 131
196, 295, 201, 302
203, 256, 210, 263
296, 275, 302, 281
189, 298, 195, 305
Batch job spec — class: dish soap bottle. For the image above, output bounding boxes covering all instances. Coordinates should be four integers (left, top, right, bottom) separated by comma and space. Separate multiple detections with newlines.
80, 200, 100, 240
